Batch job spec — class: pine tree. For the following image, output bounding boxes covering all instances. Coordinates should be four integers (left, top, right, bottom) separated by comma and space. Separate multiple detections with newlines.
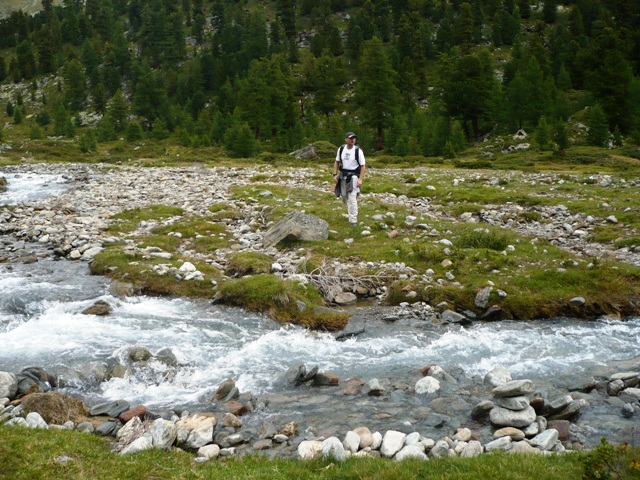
553, 118, 569, 153
108, 89, 129, 132
126, 122, 144, 141
535, 116, 552, 150
354, 37, 400, 150
586, 103, 610, 147
63, 59, 87, 112
612, 125, 623, 147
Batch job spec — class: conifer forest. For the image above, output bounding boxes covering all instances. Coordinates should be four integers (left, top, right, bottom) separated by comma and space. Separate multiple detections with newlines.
0, 0, 639, 158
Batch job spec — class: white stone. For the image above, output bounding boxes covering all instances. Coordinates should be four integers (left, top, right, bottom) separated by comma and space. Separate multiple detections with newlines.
394, 445, 428, 461
415, 376, 440, 394
298, 440, 323, 460
322, 437, 349, 461
26, 412, 48, 429
197, 444, 221, 460
149, 419, 177, 449
343, 431, 361, 453
179, 262, 197, 272
380, 430, 406, 457
121, 435, 153, 454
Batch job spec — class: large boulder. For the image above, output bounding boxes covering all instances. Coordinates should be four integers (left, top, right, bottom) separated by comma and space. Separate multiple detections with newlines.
263, 211, 329, 247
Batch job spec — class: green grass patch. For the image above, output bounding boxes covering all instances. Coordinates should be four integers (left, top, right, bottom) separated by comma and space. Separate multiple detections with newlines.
90, 246, 220, 298
225, 252, 273, 276
216, 274, 348, 330
106, 205, 185, 233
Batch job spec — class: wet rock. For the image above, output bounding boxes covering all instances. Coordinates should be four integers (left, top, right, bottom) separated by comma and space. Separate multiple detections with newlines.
441, 309, 470, 324
81, 300, 113, 316
212, 378, 236, 401
154, 348, 178, 367
313, 372, 339, 386
126, 346, 152, 363
567, 377, 597, 393
90, 400, 130, 418
363, 378, 385, 396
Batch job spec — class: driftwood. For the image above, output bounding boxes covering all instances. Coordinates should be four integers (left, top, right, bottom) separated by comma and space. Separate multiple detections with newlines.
300, 263, 398, 301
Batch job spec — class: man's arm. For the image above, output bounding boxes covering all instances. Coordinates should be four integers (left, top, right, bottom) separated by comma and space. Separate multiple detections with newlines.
357, 165, 366, 187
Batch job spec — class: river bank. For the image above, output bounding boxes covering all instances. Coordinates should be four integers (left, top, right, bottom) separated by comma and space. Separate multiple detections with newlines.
0, 162, 639, 462
1, 162, 640, 321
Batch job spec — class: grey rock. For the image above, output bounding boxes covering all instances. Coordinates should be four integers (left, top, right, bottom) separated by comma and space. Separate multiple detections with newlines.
471, 400, 495, 419
529, 429, 559, 451
485, 436, 512, 452
213, 378, 236, 401
263, 211, 329, 247
26, 412, 48, 429
76, 421, 95, 433
441, 309, 470, 324
498, 395, 530, 411
460, 440, 483, 457
149, 418, 177, 449
429, 440, 450, 458
484, 366, 512, 387
475, 286, 493, 308
492, 379, 535, 398
95, 421, 117, 436
569, 297, 585, 306
489, 405, 537, 427
121, 435, 153, 455
90, 400, 130, 418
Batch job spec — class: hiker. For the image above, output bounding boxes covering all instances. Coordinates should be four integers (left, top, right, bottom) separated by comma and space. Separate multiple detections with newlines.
333, 132, 366, 227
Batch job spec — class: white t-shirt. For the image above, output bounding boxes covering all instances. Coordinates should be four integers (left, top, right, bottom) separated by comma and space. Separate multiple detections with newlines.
336, 145, 366, 171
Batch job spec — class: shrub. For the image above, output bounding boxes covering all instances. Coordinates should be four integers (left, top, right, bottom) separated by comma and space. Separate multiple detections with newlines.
456, 227, 512, 251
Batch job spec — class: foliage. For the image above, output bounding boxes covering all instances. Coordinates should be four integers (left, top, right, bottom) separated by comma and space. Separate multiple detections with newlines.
225, 252, 273, 277
581, 438, 640, 480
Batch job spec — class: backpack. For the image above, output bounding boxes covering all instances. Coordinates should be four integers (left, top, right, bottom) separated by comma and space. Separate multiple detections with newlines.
338, 145, 362, 168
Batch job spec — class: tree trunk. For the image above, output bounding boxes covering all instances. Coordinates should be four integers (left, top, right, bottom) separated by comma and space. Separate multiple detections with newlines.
377, 125, 384, 151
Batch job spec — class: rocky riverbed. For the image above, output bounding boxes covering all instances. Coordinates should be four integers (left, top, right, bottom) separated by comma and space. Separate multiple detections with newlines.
1, 163, 639, 462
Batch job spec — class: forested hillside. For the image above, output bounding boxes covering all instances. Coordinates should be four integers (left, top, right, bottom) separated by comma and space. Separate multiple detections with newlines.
0, 0, 639, 158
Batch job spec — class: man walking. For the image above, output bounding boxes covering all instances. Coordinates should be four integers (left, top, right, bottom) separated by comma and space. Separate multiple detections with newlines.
333, 132, 366, 227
